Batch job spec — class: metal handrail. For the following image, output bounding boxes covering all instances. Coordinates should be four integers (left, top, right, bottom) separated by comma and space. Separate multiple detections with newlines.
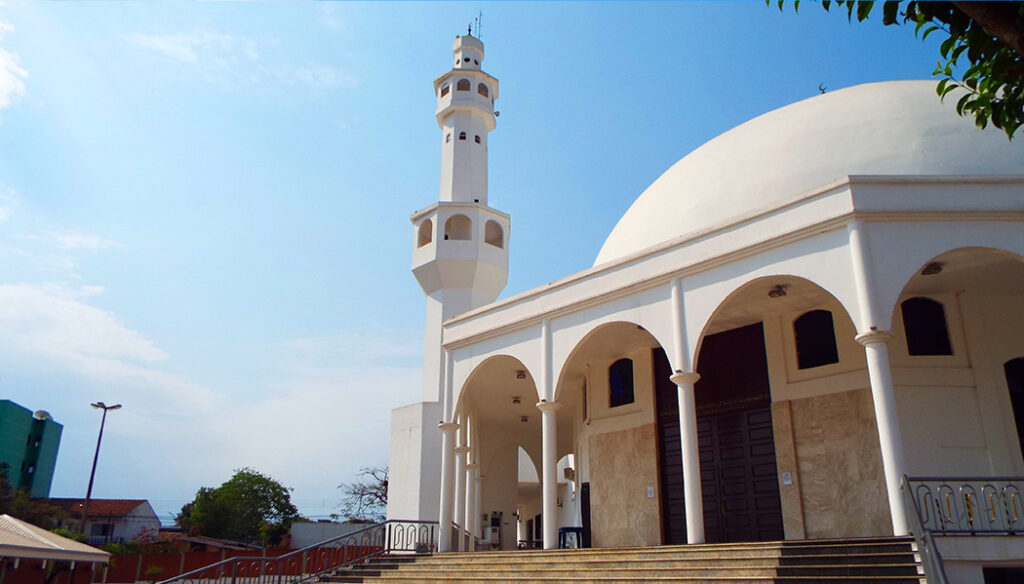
156, 520, 438, 584
902, 475, 949, 584
902, 475, 1024, 584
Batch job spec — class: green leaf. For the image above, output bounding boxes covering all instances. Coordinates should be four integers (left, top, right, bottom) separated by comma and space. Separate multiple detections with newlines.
856, 1, 874, 22
882, 1, 899, 25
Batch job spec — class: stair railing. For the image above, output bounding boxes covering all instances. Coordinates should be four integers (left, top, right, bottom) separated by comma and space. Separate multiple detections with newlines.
902, 476, 949, 584
156, 520, 438, 584
903, 475, 1024, 584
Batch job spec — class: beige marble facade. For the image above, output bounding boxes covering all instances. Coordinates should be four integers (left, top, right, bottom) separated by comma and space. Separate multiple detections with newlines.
588, 423, 661, 547
785, 388, 891, 538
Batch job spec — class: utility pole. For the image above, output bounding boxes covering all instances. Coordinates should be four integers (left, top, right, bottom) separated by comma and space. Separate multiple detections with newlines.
80, 402, 121, 535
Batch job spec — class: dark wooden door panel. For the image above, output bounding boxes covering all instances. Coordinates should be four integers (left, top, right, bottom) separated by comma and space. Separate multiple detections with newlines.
695, 323, 784, 543
653, 348, 687, 545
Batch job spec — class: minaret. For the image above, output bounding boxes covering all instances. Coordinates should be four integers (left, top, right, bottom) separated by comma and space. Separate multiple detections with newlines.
412, 32, 509, 403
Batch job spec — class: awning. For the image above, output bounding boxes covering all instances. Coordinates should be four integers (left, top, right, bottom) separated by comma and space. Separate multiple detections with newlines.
0, 514, 110, 563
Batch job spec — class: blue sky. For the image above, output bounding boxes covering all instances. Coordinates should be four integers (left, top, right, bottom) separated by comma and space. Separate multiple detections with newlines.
0, 1, 942, 524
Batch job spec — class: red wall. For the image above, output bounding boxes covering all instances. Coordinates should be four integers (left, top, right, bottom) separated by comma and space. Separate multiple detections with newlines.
0, 547, 381, 584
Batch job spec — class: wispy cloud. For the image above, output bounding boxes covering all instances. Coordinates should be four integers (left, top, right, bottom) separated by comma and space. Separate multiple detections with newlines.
127, 27, 355, 91
317, 4, 346, 32
0, 283, 215, 412
127, 29, 248, 64
0, 185, 16, 222
0, 19, 27, 110
44, 228, 121, 251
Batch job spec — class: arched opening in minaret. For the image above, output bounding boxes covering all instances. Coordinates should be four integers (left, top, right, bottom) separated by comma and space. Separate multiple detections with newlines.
445, 214, 471, 241
485, 220, 503, 248
417, 219, 433, 248
478, 83, 489, 97
440, 84, 450, 97
457, 79, 471, 91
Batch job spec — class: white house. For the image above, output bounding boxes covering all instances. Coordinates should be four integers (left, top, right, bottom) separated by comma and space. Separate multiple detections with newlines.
388, 33, 1024, 583
51, 498, 161, 545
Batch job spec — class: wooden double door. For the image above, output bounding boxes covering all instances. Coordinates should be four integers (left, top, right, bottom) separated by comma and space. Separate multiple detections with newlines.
654, 322, 783, 545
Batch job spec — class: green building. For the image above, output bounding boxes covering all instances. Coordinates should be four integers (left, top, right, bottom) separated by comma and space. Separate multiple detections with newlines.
0, 400, 62, 497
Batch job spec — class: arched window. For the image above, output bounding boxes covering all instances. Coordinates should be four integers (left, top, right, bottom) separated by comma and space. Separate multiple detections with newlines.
609, 358, 634, 408
417, 219, 432, 248
456, 79, 471, 91
459, 132, 466, 141
444, 214, 471, 241
484, 220, 503, 248
1005, 357, 1024, 464
440, 84, 450, 98
477, 83, 489, 97
474, 135, 481, 144
901, 297, 953, 356
793, 309, 839, 369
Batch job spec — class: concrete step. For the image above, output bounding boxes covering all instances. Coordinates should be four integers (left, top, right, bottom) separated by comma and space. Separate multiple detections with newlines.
321, 537, 924, 584
361, 552, 915, 571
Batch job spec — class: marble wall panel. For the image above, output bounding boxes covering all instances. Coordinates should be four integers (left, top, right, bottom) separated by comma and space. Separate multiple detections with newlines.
588, 423, 661, 547
790, 387, 891, 538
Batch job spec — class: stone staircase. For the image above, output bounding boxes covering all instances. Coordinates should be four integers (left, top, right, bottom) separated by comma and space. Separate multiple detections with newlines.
320, 536, 926, 583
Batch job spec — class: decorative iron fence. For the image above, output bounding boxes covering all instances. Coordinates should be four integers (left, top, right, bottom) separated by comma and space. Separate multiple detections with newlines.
904, 476, 1024, 535
156, 520, 438, 584
902, 476, 1024, 584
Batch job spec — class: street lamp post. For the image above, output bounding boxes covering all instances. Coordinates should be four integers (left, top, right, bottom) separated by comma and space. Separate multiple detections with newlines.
80, 402, 121, 536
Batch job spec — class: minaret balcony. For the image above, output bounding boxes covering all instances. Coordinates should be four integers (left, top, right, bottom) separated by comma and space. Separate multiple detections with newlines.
411, 201, 509, 298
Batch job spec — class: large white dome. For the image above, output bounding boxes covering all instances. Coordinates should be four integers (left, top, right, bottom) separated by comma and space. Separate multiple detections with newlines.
595, 80, 1024, 266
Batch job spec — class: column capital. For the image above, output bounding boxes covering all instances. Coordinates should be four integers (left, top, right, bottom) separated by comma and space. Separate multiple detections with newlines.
855, 329, 893, 346
670, 371, 700, 385
454, 446, 470, 454
536, 400, 561, 412
465, 463, 479, 470
438, 421, 460, 432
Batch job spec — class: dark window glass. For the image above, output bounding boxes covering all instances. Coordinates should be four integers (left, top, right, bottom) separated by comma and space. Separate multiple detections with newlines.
474, 135, 481, 144
1004, 358, 1024, 465
794, 310, 840, 369
609, 358, 635, 408
459, 132, 466, 140
901, 297, 953, 356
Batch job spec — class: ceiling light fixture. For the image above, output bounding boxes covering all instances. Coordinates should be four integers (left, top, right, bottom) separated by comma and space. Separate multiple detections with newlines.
515, 370, 526, 380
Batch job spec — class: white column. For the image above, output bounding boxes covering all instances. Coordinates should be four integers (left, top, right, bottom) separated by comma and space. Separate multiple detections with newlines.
473, 471, 483, 548
669, 277, 705, 544
437, 421, 458, 552
848, 219, 908, 536
670, 372, 704, 543
856, 330, 909, 535
538, 400, 560, 549
437, 350, 458, 552
465, 462, 479, 552
453, 443, 469, 551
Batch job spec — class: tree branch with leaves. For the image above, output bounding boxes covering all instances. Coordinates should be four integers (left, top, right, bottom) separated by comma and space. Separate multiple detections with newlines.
777, 1, 1024, 138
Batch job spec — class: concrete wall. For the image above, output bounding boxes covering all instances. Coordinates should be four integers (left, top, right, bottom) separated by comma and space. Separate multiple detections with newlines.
578, 347, 661, 547
387, 401, 442, 521
290, 521, 365, 549
479, 434, 519, 550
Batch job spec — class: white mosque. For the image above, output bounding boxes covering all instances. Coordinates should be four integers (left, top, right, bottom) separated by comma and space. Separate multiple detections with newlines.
387, 33, 1024, 583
